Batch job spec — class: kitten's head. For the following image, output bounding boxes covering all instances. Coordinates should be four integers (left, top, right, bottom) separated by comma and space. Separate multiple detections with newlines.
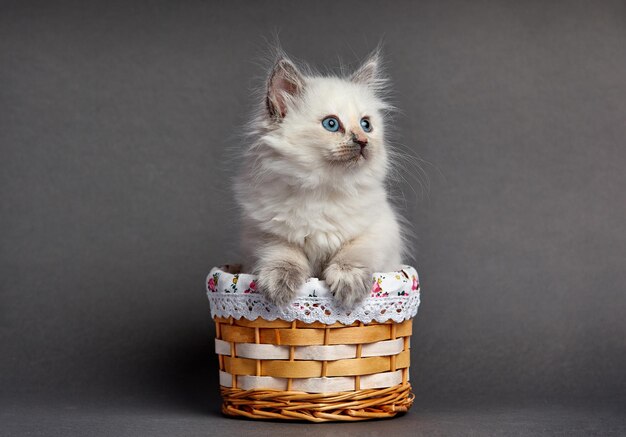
254, 50, 392, 188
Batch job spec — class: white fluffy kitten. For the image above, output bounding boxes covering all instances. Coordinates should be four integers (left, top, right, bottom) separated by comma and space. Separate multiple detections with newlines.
234, 50, 405, 308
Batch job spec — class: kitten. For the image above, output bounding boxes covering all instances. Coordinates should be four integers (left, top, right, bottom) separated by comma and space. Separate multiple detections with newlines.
234, 49, 405, 308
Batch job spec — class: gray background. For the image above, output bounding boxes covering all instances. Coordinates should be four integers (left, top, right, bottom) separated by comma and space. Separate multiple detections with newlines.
1, 0, 625, 435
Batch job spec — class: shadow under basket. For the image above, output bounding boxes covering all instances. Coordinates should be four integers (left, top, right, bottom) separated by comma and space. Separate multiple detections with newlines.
206, 265, 421, 422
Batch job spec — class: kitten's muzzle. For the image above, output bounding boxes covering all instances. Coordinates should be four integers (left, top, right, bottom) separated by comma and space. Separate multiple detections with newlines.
351, 132, 368, 156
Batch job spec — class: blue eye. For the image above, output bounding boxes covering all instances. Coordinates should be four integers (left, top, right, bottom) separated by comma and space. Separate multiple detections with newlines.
322, 116, 340, 132
360, 118, 372, 132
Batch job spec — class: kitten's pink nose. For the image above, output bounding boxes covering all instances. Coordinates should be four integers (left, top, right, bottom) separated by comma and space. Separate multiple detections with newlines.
351, 132, 368, 148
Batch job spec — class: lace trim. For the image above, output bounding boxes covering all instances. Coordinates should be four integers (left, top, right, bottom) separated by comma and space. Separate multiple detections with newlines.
206, 292, 420, 325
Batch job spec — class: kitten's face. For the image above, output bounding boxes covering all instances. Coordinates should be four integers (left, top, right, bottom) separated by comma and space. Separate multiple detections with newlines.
262, 54, 390, 185
277, 77, 386, 170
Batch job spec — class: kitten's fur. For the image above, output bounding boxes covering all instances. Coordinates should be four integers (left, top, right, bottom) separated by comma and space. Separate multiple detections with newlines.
234, 50, 405, 308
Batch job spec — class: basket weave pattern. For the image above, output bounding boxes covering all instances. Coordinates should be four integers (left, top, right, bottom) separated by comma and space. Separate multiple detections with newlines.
215, 316, 414, 421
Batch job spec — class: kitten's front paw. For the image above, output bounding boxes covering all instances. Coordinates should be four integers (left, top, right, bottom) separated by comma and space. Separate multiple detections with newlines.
324, 262, 372, 308
257, 260, 308, 307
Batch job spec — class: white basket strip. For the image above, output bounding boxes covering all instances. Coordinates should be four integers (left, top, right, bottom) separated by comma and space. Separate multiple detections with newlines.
291, 376, 355, 393
362, 337, 409, 357
219, 370, 232, 388
294, 344, 364, 361
215, 337, 408, 360
219, 370, 408, 393
215, 338, 231, 356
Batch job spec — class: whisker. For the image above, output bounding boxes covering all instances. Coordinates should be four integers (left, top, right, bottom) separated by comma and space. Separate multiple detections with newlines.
386, 142, 443, 204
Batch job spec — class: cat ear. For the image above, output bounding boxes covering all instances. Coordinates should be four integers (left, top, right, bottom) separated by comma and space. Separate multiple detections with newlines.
351, 50, 382, 86
266, 58, 305, 120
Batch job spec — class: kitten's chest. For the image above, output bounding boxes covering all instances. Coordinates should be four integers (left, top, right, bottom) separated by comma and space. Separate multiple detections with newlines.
271, 191, 373, 254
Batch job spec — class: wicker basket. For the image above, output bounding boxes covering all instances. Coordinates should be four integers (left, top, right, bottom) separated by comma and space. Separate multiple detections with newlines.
206, 265, 421, 422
